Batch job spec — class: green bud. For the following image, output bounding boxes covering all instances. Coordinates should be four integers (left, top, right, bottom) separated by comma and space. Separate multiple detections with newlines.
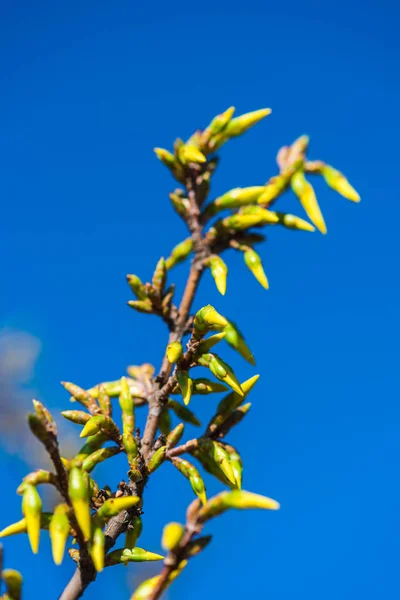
257, 175, 289, 206
125, 516, 143, 549
215, 186, 265, 210
61, 410, 91, 426
119, 377, 138, 461
32, 399, 55, 428
147, 446, 167, 474
27, 413, 51, 446
82, 446, 121, 473
21, 484, 42, 554
127, 299, 153, 313
2, 569, 22, 600
206, 255, 228, 296
222, 444, 243, 489
152, 257, 167, 295
165, 237, 193, 270
61, 381, 99, 413
208, 374, 259, 433
274, 211, 315, 232
80, 414, 120, 440
106, 547, 164, 566
192, 448, 234, 487
204, 106, 235, 138
196, 332, 227, 355
68, 466, 91, 541
169, 191, 190, 219
198, 353, 244, 396
97, 384, 112, 417
75, 432, 107, 462
161, 522, 185, 550
0, 514, 52, 539
178, 144, 207, 164
96, 496, 140, 522
198, 490, 279, 522
126, 274, 148, 300
176, 370, 193, 406
243, 248, 269, 290
224, 108, 272, 138
154, 147, 185, 182
91, 524, 105, 572
224, 321, 255, 365
167, 399, 201, 426
88, 377, 141, 399
166, 341, 183, 364
198, 439, 236, 485
322, 164, 360, 202
49, 504, 70, 565
171, 457, 207, 505
166, 423, 184, 448
291, 170, 326, 234
193, 304, 228, 337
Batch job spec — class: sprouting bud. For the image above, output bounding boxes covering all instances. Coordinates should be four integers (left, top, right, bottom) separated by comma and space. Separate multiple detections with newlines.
215, 186, 266, 211
171, 457, 207, 505
125, 516, 143, 549
191, 377, 228, 395
79, 415, 119, 440
322, 165, 360, 202
49, 504, 70, 565
17, 470, 56, 494
127, 299, 153, 313
119, 377, 138, 461
2, 569, 23, 600
61, 381, 99, 413
208, 374, 259, 433
96, 496, 140, 524
165, 237, 193, 270
161, 522, 185, 551
196, 332, 227, 355
166, 341, 183, 364
274, 211, 315, 232
169, 191, 190, 219
257, 175, 289, 206
192, 448, 235, 487
82, 446, 121, 473
147, 446, 167, 474
27, 413, 50, 446
21, 484, 42, 554
203, 106, 235, 139
198, 490, 280, 522
91, 523, 105, 572
106, 547, 164, 567
222, 444, 243, 489
166, 423, 184, 448
167, 399, 201, 426
243, 248, 269, 290
152, 257, 167, 295
176, 370, 193, 406
61, 410, 91, 426
198, 438, 236, 485
193, 305, 228, 337
154, 147, 185, 182
223, 108, 272, 138
68, 466, 91, 540
206, 255, 228, 296
291, 170, 326, 234
32, 399, 55, 428
198, 353, 244, 396
97, 384, 112, 417
178, 144, 207, 164
0, 514, 52, 539
126, 274, 148, 300
222, 207, 279, 231
224, 321, 255, 365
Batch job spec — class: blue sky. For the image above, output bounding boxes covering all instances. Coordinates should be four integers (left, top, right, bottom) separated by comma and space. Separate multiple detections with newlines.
1, 1, 399, 598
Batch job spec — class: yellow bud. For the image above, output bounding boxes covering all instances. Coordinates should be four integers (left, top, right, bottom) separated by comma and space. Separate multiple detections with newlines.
68, 467, 91, 541
161, 522, 185, 551
322, 165, 360, 202
49, 504, 70, 565
199, 489, 280, 521
275, 212, 315, 232
206, 255, 228, 295
91, 525, 105, 572
244, 249, 269, 289
2, 569, 22, 600
21, 484, 42, 554
177, 370, 193, 406
291, 171, 326, 234
166, 341, 183, 364
225, 108, 272, 137
130, 576, 161, 600
179, 144, 207, 164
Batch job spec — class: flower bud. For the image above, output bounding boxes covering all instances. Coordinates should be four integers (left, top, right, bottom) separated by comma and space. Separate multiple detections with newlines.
106, 547, 164, 566
291, 171, 326, 234
206, 255, 228, 295
68, 466, 91, 540
178, 144, 207, 164
61, 410, 91, 426
198, 353, 244, 396
167, 399, 201, 426
166, 423, 184, 449
196, 332, 226, 355
126, 274, 148, 300
224, 108, 271, 138
165, 238, 193, 270
2, 569, 22, 600
198, 490, 279, 521
147, 446, 167, 474
49, 504, 70, 565
166, 341, 183, 364
193, 305, 228, 337
176, 370, 193, 406
224, 321, 255, 365
322, 165, 360, 202
21, 484, 42, 554
154, 147, 185, 181
243, 248, 269, 290
161, 522, 185, 551
91, 523, 105, 572
171, 457, 207, 505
